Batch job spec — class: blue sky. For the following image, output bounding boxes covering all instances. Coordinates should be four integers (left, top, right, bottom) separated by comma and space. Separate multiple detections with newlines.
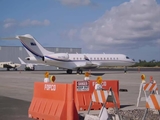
0, 0, 160, 61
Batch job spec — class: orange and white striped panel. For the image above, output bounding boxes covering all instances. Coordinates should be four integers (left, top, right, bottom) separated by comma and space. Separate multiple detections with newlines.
91, 90, 109, 103
146, 94, 160, 110
143, 83, 158, 91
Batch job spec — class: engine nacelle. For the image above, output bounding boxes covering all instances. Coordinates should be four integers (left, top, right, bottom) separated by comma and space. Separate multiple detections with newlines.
25, 57, 37, 61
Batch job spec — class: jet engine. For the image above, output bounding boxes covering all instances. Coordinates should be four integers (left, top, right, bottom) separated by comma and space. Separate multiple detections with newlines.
25, 57, 37, 61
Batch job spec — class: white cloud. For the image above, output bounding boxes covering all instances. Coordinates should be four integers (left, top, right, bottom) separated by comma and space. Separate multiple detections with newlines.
58, 0, 91, 6
19, 19, 50, 27
3, 19, 16, 29
66, 29, 78, 40
3, 19, 50, 29
156, 39, 160, 44
68, 0, 160, 51
3, 22, 16, 29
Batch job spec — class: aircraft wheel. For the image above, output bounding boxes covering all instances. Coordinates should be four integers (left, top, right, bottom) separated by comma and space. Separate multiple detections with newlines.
77, 69, 83, 74
124, 66, 127, 73
66, 69, 72, 74
80, 70, 83, 74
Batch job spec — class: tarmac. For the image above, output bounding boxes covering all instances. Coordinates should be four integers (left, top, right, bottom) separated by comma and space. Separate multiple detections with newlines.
0, 70, 159, 120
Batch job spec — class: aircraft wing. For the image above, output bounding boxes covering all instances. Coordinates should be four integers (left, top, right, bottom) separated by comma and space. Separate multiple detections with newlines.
75, 55, 100, 69
76, 61, 100, 69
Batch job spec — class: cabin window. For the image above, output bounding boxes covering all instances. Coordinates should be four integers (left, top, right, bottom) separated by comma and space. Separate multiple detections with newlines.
110, 58, 112, 60
126, 56, 130, 59
117, 58, 118, 60
90, 58, 92, 60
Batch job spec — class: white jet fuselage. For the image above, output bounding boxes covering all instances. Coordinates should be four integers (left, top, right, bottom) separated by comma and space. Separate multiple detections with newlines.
32, 53, 135, 70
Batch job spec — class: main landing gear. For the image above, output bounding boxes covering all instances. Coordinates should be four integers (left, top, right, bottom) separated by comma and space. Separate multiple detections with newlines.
66, 69, 72, 74
66, 68, 83, 74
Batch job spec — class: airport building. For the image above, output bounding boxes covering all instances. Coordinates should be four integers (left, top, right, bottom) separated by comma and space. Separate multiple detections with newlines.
0, 46, 81, 70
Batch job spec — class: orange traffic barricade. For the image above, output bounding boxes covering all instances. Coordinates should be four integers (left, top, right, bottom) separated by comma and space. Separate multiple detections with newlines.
87, 88, 122, 120
142, 94, 160, 120
73, 80, 120, 111
28, 82, 79, 120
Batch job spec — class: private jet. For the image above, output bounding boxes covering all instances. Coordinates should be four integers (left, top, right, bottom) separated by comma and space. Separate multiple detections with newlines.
0, 61, 21, 71
1, 34, 135, 74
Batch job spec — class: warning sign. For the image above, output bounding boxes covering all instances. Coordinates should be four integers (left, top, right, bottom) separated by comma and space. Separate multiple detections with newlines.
77, 81, 89, 91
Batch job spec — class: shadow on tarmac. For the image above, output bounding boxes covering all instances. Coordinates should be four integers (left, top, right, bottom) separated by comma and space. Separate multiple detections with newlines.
0, 96, 30, 120
120, 104, 135, 109
33, 71, 128, 76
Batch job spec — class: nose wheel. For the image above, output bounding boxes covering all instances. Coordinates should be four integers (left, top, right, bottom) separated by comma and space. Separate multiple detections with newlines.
124, 66, 127, 73
77, 68, 83, 74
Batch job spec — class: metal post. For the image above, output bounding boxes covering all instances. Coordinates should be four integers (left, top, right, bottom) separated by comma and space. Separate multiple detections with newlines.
158, 110, 160, 120
142, 109, 148, 120
98, 101, 107, 118
137, 83, 143, 107
110, 88, 122, 120
87, 101, 92, 114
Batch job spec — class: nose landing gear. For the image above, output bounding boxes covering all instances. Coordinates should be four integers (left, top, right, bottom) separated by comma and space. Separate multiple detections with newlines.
77, 68, 83, 74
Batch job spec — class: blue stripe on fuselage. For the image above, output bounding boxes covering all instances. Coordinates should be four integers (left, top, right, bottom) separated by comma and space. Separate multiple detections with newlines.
45, 56, 72, 62
45, 56, 135, 63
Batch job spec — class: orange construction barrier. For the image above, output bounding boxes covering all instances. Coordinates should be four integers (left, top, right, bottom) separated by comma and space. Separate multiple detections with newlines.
28, 82, 79, 120
87, 88, 122, 120
142, 94, 160, 120
73, 80, 120, 111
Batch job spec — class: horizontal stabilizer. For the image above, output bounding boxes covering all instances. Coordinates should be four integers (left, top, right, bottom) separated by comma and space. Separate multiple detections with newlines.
0, 36, 19, 40
18, 57, 26, 64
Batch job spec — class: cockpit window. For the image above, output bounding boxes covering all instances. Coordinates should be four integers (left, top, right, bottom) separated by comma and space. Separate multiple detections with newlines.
9, 62, 13, 64
126, 56, 130, 59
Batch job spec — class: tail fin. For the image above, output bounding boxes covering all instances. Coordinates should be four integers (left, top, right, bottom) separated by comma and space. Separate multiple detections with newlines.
17, 34, 52, 58
1, 34, 53, 59
18, 57, 26, 64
